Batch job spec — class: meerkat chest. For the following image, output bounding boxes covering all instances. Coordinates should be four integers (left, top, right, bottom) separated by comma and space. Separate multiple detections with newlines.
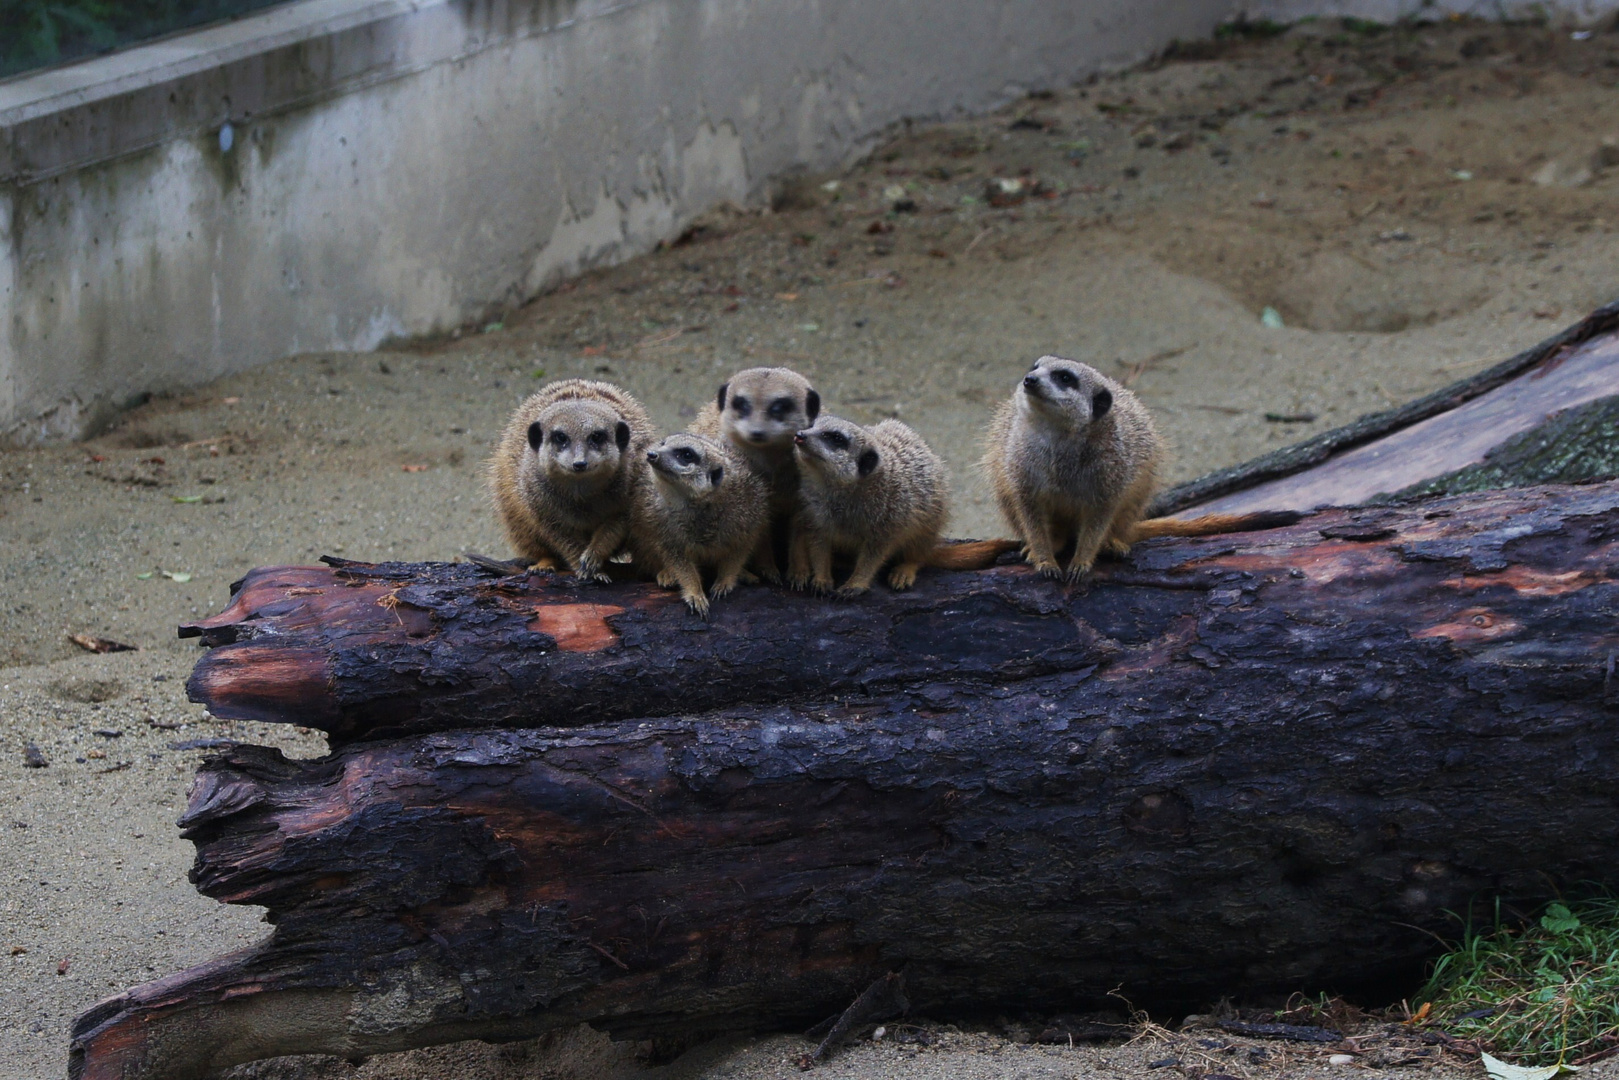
1017, 427, 1125, 509
805, 477, 896, 543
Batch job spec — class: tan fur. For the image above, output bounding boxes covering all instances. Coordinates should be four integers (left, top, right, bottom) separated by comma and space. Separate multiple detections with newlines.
791, 416, 949, 596
632, 433, 768, 618
1132, 510, 1303, 540
689, 367, 821, 581
487, 380, 655, 580
982, 356, 1164, 580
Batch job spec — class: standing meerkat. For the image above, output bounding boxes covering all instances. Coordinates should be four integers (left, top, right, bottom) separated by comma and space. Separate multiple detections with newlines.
689, 366, 820, 580
791, 415, 948, 597
983, 356, 1161, 580
983, 355, 1297, 580
632, 433, 768, 618
488, 379, 655, 581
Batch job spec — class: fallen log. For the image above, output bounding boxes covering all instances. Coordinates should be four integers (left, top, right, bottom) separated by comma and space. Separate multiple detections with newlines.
71, 481, 1619, 1079
1151, 298, 1619, 516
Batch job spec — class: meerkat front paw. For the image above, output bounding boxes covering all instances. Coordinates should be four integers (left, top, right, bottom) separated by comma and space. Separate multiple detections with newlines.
682, 590, 711, 619
1033, 559, 1064, 579
709, 579, 738, 600
656, 569, 681, 589
735, 569, 761, 586
575, 552, 614, 583
886, 563, 919, 590
1065, 563, 1094, 583
1104, 538, 1132, 558
833, 583, 869, 600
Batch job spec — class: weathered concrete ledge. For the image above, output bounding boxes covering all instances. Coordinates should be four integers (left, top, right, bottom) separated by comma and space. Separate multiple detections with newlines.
4, 0, 1613, 444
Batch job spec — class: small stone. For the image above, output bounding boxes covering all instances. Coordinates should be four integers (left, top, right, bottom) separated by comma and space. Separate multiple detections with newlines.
1330, 1054, 1356, 1065
1532, 158, 1593, 189
22, 744, 47, 768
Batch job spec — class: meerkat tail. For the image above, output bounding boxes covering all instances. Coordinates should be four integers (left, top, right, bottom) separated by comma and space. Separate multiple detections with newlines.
1130, 510, 1304, 541
924, 538, 1023, 570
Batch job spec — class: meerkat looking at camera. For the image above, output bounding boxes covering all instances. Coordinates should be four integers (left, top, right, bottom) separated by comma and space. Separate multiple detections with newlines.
632, 433, 768, 618
488, 379, 655, 580
982, 356, 1163, 580
791, 415, 948, 597
689, 366, 821, 579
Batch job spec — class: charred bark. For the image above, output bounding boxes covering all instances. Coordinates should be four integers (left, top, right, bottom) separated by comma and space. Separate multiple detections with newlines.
72, 481, 1619, 1080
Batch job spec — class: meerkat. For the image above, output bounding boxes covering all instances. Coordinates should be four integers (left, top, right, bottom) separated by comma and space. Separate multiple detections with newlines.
488, 379, 656, 581
689, 366, 820, 580
791, 415, 949, 596
632, 433, 768, 618
983, 355, 1297, 580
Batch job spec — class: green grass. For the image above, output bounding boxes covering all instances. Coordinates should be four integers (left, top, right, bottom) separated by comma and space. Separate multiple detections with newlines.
1422, 896, 1619, 1066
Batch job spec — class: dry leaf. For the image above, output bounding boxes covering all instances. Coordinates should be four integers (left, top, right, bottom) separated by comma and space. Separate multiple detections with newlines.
67, 634, 136, 654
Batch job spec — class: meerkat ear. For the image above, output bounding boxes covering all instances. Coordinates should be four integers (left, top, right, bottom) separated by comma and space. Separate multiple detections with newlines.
709, 465, 724, 487
615, 421, 631, 450
526, 421, 543, 450
805, 388, 821, 422
716, 383, 729, 411
1091, 389, 1113, 420
857, 448, 880, 477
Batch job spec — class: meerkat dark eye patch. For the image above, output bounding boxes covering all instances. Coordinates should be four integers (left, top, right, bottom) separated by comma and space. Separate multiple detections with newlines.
1091, 389, 1113, 419
588, 430, 608, 447
527, 422, 543, 450
550, 430, 570, 449
768, 397, 794, 420
715, 383, 729, 411
824, 430, 849, 450
709, 465, 724, 486
857, 448, 880, 477
675, 447, 698, 465
1055, 369, 1079, 389
805, 388, 821, 422
732, 395, 752, 418
615, 421, 631, 450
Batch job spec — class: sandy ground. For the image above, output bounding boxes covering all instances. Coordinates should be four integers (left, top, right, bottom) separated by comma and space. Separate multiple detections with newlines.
4, 16, 1619, 1080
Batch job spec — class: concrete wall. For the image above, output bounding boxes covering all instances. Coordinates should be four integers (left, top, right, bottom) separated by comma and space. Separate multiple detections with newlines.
3, 0, 1614, 443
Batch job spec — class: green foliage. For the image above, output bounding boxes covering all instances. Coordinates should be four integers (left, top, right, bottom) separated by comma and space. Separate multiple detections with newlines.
1215, 17, 1290, 40
1, 0, 289, 78
1423, 895, 1619, 1066
1341, 17, 1390, 36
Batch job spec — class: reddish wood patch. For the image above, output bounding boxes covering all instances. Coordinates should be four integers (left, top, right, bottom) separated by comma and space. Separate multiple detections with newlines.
529, 603, 625, 651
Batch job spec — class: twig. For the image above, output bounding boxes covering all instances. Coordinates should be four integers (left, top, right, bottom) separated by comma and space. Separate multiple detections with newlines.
964, 227, 993, 254
587, 942, 630, 970
800, 972, 908, 1068
1121, 343, 1196, 387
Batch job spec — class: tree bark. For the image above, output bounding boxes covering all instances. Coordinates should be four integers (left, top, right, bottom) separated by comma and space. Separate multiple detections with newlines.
72, 481, 1619, 1080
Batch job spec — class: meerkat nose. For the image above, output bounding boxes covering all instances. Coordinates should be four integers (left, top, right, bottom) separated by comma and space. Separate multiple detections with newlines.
1023, 374, 1041, 391
572, 460, 588, 472
646, 450, 659, 462
793, 433, 807, 446
748, 431, 767, 443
